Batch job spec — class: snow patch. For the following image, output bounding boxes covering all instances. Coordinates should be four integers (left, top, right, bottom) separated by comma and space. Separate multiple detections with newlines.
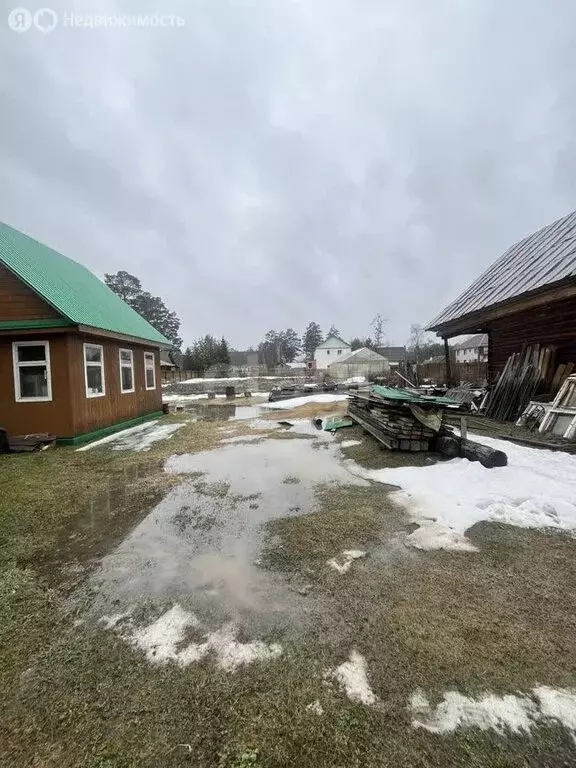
162, 393, 226, 402
328, 651, 378, 705
327, 550, 366, 574
104, 604, 282, 671
306, 700, 324, 715
77, 422, 184, 452
260, 394, 348, 410
353, 434, 576, 551
405, 523, 479, 552
340, 439, 362, 448
411, 687, 576, 739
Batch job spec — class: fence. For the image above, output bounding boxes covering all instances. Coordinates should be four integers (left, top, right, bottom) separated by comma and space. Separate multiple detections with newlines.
416, 360, 488, 386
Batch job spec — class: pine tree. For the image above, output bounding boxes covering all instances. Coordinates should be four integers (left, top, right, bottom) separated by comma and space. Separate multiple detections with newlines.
104, 270, 182, 349
302, 322, 324, 359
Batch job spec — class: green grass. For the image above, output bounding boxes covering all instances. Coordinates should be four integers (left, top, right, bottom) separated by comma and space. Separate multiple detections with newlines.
2, 409, 576, 766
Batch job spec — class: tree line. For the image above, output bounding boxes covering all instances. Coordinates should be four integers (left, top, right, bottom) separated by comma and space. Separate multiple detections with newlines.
104, 272, 441, 371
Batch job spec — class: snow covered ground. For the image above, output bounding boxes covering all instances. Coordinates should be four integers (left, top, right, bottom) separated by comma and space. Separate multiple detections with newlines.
180, 376, 286, 384
260, 394, 349, 410
77, 421, 184, 452
350, 434, 576, 550
411, 686, 576, 738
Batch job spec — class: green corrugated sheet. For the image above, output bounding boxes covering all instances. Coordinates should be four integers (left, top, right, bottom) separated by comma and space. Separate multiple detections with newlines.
0, 221, 169, 345
370, 384, 461, 407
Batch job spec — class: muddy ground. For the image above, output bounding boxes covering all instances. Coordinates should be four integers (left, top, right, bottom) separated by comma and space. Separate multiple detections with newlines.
1, 399, 576, 767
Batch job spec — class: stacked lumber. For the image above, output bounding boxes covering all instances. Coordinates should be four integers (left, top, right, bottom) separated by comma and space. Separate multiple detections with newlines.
484, 344, 554, 422
348, 390, 439, 451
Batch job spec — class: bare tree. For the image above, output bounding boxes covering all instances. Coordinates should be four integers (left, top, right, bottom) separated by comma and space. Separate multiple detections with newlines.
409, 323, 426, 363
370, 313, 387, 347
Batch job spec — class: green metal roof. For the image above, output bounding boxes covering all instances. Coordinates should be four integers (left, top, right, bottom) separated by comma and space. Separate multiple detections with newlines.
370, 385, 461, 407
0, 221, 169, 345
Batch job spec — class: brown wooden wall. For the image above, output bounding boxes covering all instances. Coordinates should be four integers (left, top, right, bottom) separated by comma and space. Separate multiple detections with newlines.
487, 295, 576, 381
67, 335, 162, 436
0, 333, 73, 436
0, 263, 61, 321
0, 332, 162, 438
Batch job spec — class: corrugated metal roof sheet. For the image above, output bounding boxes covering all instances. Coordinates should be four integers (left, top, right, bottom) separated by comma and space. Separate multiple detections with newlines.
428, 209, 576, 330
375, 345, 407, 363
0, 221, 169, 345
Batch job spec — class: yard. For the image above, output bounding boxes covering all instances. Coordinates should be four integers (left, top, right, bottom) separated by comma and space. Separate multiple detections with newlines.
2, 396, 576, 767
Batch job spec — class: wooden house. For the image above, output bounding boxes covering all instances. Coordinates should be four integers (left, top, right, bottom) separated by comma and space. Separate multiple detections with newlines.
0, 222, 169, 444
427, 210, 576, 383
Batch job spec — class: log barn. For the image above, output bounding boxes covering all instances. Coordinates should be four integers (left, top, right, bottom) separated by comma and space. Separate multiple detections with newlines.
0, 221, 169, 444
427, 209, 576, 384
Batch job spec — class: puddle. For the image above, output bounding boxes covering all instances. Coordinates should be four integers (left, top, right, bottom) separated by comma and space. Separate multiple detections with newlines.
78, 436, 368, 636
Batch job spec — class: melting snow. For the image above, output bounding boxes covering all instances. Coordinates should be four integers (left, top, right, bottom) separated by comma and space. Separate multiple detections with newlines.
260, 394, 348, 410
328, 650, 378, 705
327, 550, 366, 574
306, 700, 325, 715
351, 435, 576, 550
77, 422, 184, 452
340, 439, 362, 448
411, 687, 576, 739
104, 604, 282, 671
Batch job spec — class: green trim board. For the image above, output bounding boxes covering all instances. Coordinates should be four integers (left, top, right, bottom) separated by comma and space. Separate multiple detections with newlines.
57, 411, 165, 445
0, 318, 75, 330
0, 221, 169, 346
370, 384, 462, 407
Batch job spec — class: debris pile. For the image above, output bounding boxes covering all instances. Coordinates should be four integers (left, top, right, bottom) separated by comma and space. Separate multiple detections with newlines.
484, 344, 575, 423
348, 385, 456, 452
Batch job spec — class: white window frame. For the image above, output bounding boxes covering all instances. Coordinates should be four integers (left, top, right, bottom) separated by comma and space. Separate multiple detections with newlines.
12, 340, 52, 403
144, 351, 156, 390
539, 375, 576, 439
119, 348, 135, 394
83, 343, 106, 398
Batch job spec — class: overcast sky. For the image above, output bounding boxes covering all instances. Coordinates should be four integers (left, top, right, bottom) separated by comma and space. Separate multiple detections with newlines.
2, 0, 576, 348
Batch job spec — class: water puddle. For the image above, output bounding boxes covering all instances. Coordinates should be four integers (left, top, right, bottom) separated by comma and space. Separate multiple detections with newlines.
78, 435, 368, 636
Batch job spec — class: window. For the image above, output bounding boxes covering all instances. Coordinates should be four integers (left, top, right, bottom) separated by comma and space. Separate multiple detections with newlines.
12, 341, 52, 402
326, 350, 330, 355
144, 351, 156, 390
337, 349, 342, 355
119, 348, 135, 393
83, 343, 105, 397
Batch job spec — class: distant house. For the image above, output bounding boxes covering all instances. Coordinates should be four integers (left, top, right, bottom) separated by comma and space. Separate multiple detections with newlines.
375, 345, 407, 368
427, 209, 576, 381
160, 349, 177, 370
0, 222, 168, 443
328, 347, 390, 380
314, 335, 351, 370
453, 334, 488, 363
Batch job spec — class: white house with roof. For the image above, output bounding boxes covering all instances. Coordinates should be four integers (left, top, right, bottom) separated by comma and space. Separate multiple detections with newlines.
453, 334, 488, 363
314, 335, 351, 369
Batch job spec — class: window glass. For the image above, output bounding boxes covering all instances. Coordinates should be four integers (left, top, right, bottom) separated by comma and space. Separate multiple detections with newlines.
19, 366, 48, 398
17, 345, 47, 363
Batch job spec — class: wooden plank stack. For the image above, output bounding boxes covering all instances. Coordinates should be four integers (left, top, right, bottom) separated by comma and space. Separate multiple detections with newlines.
348, 390, 438, 451
484, 344, 554, 422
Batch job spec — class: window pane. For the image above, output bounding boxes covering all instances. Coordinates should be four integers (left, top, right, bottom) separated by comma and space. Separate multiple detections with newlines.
17, 344, 46, 363
145, 353, 154, 368
146, 367, 155, 388
121, 366, 134, 391
559, 383, 576, 408
86, 365, 103, 394
120, 350, 132, 364
550, 414, 574, 436
19, 365, 48, 398
85, 345, 102, 363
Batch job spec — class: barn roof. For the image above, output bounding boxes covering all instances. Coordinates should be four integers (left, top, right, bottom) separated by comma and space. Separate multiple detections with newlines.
428, 209, 576, 332
453, 334, 488, 349
0, 221, 169, 345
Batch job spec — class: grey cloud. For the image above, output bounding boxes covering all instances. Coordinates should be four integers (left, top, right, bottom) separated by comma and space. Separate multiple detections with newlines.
2, 0, 576, 347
